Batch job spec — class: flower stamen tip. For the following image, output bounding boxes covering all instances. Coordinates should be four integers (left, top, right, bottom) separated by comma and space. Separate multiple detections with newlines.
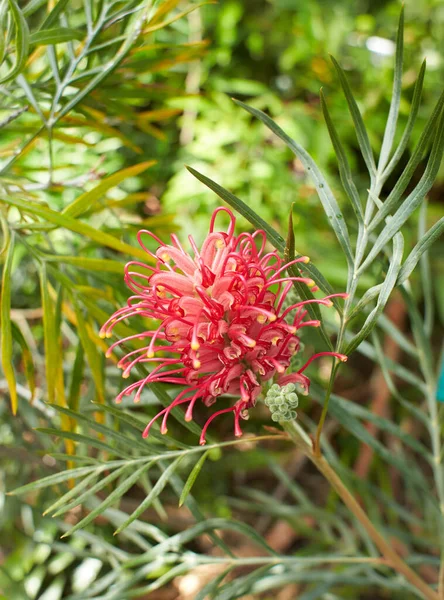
191, 341, 200, 351
303, 256, 310, 263
307, 279, 316, 288
147, 350, 155, 358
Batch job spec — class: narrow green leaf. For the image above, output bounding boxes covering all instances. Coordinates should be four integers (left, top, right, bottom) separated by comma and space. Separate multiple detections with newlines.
125, 518, 277, 568
330, 55, 376, 177
187, 166, 284, 249
16, 73, 46, 123
53, 8, 145, 123
35, 427, 132, 459
54, 464, 129, 518
22, 0, 46, 17
73, 298, 105, 404
51, 453, 100, 464
377, 313, 417, 358
0, 0, 29, 84
348, 284, 383, 321
400, 287, 434, 381
39, 0, 70, 29
92, 402, 190, 450
378, 7, 404, 173
398, 217, 444, 285
354, 337, 427, 393
67, 343, 84, 411
0, 196, 150, 261
45, 255, 125, 274
371, 330, 427, 426
360, 109, 444, 272
311, 385, 430, 482
0, 0, 9, 64
0, 232, 17, 413
62, 161, 156, 219
284, 204, 295, 263
167, 469, 234, 557
29, 27, 83, 46
43, 471, 98, 516
8, 463, 119, 495
39, 264, 57, 404
233, 99, 354, 268
61, 462, 152, 537
330, 387, 429, 458
114, 456, 184, 534
370, 88, 444, 231
383, 59, 426, 179
49, 403, 150, 453
179, 450, 209, 507
345, 233, 404, 355
320, 89, 363, 222
194, 568, 233, 600
11, 321, 36, 401
418, 202, 434, 336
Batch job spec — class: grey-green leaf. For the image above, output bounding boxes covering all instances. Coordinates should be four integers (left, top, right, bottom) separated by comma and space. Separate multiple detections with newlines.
179, 450, 210, 507
397, 217, 444, 285
378, 7, 404, 174
29, 27, 83, 46
233, 99, 354, 268
345, 233, 404, 354
330, 55, 376, 178
114, 456, 184, 534
61, 462, 151, 537
320, 89, 363, 222
359, 109, 444, 272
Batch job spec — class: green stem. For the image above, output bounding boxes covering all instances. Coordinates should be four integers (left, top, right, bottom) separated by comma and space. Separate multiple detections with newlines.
284, 421, 439, 600
314, 361, 339, 456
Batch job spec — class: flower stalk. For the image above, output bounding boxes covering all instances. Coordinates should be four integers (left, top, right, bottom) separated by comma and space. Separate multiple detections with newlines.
283, 420, 439, 600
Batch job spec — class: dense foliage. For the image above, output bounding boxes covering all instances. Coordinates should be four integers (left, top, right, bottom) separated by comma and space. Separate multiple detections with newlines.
0, 1, 443, 599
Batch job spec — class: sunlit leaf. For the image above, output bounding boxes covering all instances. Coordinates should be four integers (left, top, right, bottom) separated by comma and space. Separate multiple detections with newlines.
11, 320, 36, 401
0, 232, 17, 413
62, 161, 156, 219
0, 196, 151, 262
29, 27, 83, 46
0, 0, 30, 84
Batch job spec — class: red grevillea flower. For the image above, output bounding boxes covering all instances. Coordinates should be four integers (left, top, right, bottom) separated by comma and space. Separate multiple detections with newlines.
101, 207, 347, 445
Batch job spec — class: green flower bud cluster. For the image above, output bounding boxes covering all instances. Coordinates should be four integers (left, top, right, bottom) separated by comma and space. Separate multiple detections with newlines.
264, 383, 299, 422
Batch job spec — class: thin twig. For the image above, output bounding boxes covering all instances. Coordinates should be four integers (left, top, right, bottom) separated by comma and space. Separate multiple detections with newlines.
284, 420, 439, 600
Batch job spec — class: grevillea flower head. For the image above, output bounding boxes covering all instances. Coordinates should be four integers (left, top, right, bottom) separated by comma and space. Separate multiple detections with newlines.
101, 207, 347, 445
